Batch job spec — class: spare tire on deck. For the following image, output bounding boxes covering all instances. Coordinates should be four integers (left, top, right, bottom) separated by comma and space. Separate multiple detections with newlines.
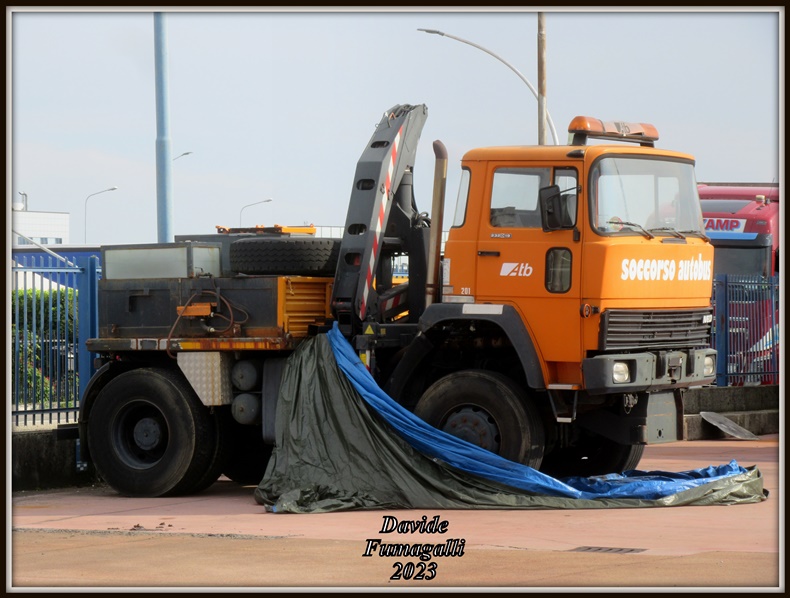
229, 237, 341, 277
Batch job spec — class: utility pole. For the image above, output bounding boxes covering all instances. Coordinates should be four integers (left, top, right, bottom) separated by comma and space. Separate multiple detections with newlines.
154, 12, 173, 242
537, 13, 548, 146
418, 28, 558, 145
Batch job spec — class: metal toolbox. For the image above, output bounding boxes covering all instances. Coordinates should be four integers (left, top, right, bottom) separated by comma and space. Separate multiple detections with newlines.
101, 242, 222, 280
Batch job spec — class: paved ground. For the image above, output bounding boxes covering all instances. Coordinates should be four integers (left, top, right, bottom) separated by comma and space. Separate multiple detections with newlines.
9, 434, 783, 591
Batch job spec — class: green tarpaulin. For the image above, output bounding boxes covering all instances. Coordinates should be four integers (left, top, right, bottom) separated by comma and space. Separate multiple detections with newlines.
254, 333, 766, 513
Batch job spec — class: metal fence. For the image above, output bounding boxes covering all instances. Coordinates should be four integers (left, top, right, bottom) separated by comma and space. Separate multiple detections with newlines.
712, 274, 780, 387
11, 254, 100, 427
10, 258, 780, 427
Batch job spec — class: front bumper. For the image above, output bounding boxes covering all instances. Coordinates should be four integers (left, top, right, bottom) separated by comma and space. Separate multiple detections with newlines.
582, 348, 717, 395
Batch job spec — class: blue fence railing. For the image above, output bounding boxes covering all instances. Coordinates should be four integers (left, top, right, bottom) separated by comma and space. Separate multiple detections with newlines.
10, 261, 779, 427
712, 274, 780, 387
11, 254, 100, 426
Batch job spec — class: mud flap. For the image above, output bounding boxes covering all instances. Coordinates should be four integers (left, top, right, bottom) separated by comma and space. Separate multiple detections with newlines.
646, 390, 684, 443
576, 390, 682, 445
262, 358, 287, 444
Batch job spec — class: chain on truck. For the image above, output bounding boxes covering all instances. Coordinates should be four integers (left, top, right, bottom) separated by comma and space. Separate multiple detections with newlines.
68, 104, 717, 497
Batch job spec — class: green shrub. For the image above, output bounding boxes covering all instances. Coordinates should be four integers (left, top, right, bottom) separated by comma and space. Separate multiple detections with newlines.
11, 287, 78, 409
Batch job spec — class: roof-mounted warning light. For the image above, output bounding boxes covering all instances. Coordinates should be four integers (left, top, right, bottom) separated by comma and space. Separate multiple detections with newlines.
568, 116, 660, 147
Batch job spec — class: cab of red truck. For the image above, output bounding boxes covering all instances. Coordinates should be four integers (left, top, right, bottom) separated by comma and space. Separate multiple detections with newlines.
698, 183, 779, 277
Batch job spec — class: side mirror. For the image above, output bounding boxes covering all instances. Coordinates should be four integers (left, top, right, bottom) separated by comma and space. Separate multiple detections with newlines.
539, 185, 564, 231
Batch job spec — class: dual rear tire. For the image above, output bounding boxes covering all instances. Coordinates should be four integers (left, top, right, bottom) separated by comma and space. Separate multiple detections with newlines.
88, 368, 231, 497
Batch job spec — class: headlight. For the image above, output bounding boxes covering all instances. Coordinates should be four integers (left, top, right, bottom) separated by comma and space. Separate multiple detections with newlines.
612, 361, 630, 383
704, 355, 715, 377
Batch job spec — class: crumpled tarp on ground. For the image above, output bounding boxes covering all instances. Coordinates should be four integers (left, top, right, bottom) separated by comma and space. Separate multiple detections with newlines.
254, 325, 767, 513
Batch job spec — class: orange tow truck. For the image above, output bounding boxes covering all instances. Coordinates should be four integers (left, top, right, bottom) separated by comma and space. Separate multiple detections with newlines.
75, 106, 716, 496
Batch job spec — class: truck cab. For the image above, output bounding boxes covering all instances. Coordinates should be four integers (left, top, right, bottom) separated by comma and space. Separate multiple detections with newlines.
401, 117, 717, 477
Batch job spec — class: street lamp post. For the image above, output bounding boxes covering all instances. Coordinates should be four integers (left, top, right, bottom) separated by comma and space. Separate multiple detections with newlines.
173, 151, 193, 161
239, 199, 273, 227
84, 186, 119, 244
418, 28, 559, 145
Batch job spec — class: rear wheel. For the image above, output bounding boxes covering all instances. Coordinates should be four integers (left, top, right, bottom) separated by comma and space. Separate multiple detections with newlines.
540, 428, 645, 479
189, 407, 233, 493
88, 368, 222, 497
413, 370, 545, 469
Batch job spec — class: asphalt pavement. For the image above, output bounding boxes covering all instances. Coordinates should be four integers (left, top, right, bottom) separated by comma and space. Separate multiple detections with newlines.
9, 434, 782, 591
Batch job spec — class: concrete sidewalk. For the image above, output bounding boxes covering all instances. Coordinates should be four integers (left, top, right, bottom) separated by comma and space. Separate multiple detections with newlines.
9, 435, 782, 590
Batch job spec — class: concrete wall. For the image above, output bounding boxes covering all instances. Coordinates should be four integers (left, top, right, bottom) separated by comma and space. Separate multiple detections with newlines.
12, 431, 99, 492
683, 384, 780, 440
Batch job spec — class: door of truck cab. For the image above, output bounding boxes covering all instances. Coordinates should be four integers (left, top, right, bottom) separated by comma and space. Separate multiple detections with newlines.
474, 163, 582, 383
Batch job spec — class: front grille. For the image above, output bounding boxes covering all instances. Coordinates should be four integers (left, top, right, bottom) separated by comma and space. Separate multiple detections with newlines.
600, 308, 713, 351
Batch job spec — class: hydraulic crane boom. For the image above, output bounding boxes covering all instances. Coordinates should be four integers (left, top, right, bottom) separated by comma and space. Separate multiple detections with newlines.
331, 104, 429, 334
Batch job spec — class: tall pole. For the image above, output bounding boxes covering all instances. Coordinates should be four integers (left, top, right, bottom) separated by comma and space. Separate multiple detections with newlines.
537, 13, 548, 146
418, 28, 558, 145
154, 12, 173, 243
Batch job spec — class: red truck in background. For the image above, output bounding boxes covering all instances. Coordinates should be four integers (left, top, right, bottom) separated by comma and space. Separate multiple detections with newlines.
698, 183, 779, 277
698, 183, 780, 385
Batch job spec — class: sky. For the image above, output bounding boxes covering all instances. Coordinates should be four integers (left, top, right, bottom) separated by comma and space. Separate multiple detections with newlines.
7, 7, 783, 247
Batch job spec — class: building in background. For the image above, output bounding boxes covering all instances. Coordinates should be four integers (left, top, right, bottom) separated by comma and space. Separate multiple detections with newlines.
12, 195, 70, 247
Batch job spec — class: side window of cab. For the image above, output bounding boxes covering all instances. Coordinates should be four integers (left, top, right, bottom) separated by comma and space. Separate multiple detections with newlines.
452, 168, 471, 227
490, 168, 550, 228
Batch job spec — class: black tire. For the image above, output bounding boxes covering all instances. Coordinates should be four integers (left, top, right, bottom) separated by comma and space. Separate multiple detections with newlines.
229, 237, 341, 276
413, 370, 545, 469
189, 407, 233, 493
222, 423, 273, 486
87, 368, 221, 498
540, 429, 645, 479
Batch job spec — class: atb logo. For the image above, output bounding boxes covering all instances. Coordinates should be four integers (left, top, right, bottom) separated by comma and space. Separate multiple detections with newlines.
500, 262, 533, 277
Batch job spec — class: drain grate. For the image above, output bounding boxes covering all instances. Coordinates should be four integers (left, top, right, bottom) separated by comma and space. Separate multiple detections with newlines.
569, 546, 646, 554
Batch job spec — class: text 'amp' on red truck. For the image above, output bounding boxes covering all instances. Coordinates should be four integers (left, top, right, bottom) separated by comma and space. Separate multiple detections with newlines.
70, 105, 717, 497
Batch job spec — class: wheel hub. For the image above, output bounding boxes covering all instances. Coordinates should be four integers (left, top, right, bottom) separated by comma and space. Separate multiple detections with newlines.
442, 407, 500, 453
133, 417, 162, 451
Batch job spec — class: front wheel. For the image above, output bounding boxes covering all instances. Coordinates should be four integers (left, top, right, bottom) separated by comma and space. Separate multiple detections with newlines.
87, 368, 224, 497
413, 370, 545, 469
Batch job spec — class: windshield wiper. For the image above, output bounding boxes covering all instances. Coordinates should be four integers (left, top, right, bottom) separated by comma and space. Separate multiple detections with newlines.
678, 230, 711, 242
648, 227, 686, 239
609, 220, 655, 239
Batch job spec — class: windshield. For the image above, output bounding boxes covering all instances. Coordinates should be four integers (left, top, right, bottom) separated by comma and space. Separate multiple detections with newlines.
590, 157, 704, 236
712, 246, 771, 277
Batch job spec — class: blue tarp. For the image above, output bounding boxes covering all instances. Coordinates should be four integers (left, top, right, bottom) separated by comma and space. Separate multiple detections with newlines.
254, 325, 767, 513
